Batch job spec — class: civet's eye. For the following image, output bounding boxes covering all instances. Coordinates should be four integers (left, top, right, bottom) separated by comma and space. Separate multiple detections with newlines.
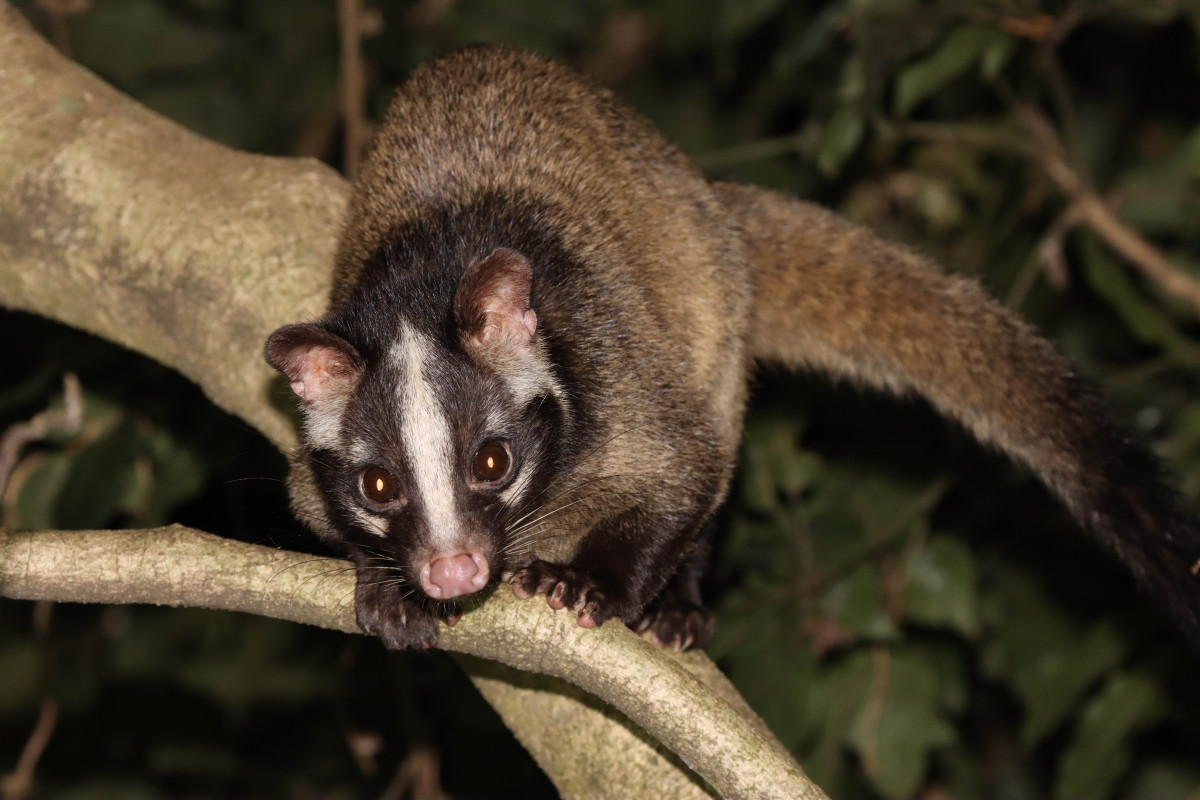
361, 467, 400, 504
472, 441, 511, 483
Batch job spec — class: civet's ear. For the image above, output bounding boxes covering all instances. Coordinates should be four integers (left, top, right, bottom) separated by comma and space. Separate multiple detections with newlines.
264, 323, 363, 405
454, 247, 538, 354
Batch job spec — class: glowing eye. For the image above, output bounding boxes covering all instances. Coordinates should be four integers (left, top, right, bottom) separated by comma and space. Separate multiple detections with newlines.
361, 467, 399, 504
472, 442, 511, 483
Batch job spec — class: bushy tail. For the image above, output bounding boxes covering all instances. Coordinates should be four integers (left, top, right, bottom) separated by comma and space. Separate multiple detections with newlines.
715, 181, 1200, 647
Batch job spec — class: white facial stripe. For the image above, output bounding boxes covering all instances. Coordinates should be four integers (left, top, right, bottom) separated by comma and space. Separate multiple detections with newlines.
350, 506, 389, 538
393, 327, 461, 550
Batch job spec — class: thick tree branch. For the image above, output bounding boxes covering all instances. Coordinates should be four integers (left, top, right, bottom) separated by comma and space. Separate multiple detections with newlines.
0, 6, 823, 800
0, 3, 340, 450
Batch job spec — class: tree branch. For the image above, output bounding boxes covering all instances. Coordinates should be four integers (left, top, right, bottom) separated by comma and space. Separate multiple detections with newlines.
0, 527, 820, 800
1017, 104, 1200, 316
882, 111, 1200, 318
0, 3, 341, 450
0, 6, 823, 799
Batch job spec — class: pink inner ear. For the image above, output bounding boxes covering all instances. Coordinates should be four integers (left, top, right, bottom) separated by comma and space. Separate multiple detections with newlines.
266, 323, 361, 406
291, 345, 355, 404
456, 248, 537, 352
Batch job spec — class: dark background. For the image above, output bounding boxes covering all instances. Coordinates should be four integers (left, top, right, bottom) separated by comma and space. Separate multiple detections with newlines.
2, 1, 1199, 798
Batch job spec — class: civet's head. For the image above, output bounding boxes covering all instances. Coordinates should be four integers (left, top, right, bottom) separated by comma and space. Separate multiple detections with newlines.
266, 248, 570, 609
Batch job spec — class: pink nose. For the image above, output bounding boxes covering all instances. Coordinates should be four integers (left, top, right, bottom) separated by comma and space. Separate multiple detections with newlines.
421, 553, 490, 599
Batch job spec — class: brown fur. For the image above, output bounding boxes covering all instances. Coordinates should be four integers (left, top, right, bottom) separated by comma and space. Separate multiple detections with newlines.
330, 47, 752, 549
718, 183, 1082, 493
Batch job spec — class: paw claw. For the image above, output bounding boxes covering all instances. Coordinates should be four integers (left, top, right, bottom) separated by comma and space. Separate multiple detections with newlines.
355, 566, 444, 650
548, 581, 568, 609
510, 571, 535, 599
642, 597, 714, 652
510, 560, 620, 629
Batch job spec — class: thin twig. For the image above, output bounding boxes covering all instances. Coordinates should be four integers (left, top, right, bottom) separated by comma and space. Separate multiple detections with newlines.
1034, 199, 1088, 289
1016, 104, 1200, 317
857, 646, 892, 780
0, 373, 84, 505
34, 0, 89, 58
343, 728, 382, 777
337, 0, 367, 180
1, 599, 59, 800
0, 700, 59, 800
380, 744, 447, 800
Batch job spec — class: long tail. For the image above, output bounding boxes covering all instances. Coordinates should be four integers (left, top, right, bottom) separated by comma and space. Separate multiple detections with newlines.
715, 181, 1200, 647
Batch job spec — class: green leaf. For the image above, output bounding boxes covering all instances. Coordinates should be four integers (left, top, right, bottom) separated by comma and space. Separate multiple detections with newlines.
717, 0, 786, 42
902, 172, 967, 230
805, 466, 942, 577
721, 617, 827, 753
818, 563, 895, 640
837, 59, 867, 104
14, 453, 73, 530
1055, 671, 1168, 800
739, 414, 815, 511
774, 4, 849, 71
804, 648, 875, 792
1114, 125, 1200, 241
137, 426, 208, 527
903, 535, 979, 637
1123, 758, 1200, 800
1078, 234, 1200, 367
924, 640, 968, 716
982, 568, 1128, 745
933, 745, 987, 800
740, 438, 780, 513
894, 25, 1010, 118
817, 105, 865, 177
848, 648, 958, 799
54, 416, 141, 529
980, 31, 1017, 81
